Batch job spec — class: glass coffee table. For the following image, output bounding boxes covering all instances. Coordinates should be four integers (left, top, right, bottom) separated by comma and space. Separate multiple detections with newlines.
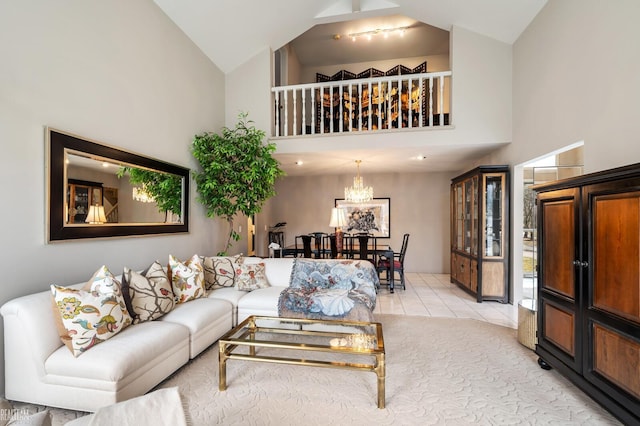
218, 315, 386, 408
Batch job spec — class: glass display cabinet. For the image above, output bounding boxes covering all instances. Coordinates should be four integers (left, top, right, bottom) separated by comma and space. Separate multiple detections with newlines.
450, 166, 510, 302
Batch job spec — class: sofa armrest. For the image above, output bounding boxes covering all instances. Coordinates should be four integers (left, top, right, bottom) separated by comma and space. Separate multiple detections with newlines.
1, 291, 64, 379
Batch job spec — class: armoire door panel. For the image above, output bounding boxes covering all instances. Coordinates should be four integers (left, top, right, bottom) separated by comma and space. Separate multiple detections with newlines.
543, 301, 575, 356
541, 199, 576, 299
592, 323, 640, 400
592, 193, 640, 323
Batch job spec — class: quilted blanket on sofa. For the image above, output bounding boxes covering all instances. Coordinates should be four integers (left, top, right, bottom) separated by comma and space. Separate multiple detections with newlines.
277, 258, 378, 322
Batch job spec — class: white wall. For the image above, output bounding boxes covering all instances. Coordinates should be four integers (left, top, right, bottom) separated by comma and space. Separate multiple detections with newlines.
0, 0, 227, 395
225, 48, 273, 132
262, 171, 452, 273
498, 0, 640, 172
450, 26, 512, 147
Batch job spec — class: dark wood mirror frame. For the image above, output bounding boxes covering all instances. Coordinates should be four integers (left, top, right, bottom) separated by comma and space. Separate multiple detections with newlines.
47, 128, 189, 242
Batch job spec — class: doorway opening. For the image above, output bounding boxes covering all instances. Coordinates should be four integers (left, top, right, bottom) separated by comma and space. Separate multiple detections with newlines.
513, 143, 584, 305
247, 215, 256, 256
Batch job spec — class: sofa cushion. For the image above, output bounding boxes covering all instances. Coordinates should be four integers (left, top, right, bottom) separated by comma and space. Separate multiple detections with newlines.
160, 298, 232, 357
236, 262, 270, 291
122, 262, 174, 324
168, 254, 205, 304
50, 266, 132, 357
201, 255, 243, 291
44, 321, 189, 391
207, 287, 247, 308
237, 286, 286, 323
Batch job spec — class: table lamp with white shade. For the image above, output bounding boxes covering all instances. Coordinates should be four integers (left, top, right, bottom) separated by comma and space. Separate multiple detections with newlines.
85, 204, 107, 224
329, 207, 348, 258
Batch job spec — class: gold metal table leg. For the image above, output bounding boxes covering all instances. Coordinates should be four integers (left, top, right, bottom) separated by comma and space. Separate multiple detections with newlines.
249, 317, 256, 357
376, 352, 386, 408
218, 342, 227, 391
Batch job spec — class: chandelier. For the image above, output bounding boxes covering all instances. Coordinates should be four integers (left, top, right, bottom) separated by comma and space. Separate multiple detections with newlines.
132, 185, 155, 203
344, 160, 373, 203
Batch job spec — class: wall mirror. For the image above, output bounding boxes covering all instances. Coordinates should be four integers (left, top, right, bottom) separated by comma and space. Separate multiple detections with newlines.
47, 128, 189, 241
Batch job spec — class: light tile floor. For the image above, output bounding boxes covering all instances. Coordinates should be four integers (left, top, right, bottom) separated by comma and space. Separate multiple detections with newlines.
374, 272, 518, 329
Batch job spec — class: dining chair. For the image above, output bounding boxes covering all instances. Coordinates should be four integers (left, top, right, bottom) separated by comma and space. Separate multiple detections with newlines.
327, 234, 338, 259
377, 233, 409, 290
295, 234, 313, 258
353, 234, 377, 264
309, 232, 328, 258
342, 233, 354, 258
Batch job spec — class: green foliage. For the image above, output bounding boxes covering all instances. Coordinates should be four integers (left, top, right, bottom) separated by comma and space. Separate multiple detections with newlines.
117, 167, 182, 218
192, 112, 285, 255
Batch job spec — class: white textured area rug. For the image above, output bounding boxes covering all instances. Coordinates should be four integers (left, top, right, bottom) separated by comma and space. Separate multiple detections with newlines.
151, 315, 619, 426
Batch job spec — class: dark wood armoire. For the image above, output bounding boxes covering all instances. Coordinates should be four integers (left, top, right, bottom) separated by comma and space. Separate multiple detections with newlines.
534, 163, 640, 425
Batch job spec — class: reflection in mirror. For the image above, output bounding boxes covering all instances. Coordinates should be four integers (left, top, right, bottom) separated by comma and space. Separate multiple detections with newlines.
48, 128, 189, 241
117, 166, 183, 222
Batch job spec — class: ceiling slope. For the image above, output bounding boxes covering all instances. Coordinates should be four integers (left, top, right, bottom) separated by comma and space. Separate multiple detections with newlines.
153, 0, 547, 73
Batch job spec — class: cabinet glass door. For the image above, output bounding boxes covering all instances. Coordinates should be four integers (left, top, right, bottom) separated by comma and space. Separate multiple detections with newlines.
484, 175, 503, 257
471, 176, 479, 257
455, 183, 464, 250
464, 179, 472, 253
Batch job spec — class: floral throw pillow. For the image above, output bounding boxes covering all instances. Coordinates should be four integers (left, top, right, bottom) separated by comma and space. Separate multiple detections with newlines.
50, 265, 132, 357
201, 255, 243, 291
236, 262, 270, 291
168, 254, 205, 304
122, 261, 174, 324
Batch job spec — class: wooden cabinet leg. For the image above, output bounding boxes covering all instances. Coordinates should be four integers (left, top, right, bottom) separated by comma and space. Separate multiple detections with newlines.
538, 357, 552, 370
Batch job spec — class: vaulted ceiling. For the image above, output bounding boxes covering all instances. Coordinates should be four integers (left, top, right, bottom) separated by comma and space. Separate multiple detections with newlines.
154, 0, 546, 73
153, 0, 548, 175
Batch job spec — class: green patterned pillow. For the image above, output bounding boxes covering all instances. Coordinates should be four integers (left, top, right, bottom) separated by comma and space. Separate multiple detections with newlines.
122, 262, 175, 323
236, 262, 270, 291
168, 254, 205, 304
51, 266, 132, 357
201, 255, 243, 291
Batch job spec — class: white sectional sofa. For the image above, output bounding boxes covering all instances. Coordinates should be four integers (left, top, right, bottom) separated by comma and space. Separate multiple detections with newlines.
1, 256, 377, 413
1, 282, 232, 412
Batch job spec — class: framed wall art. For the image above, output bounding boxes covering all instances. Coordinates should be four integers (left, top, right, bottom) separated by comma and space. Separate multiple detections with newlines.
335, 197, 390, 238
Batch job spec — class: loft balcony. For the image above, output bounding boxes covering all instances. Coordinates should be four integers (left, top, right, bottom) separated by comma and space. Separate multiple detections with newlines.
271, 71, 452, 139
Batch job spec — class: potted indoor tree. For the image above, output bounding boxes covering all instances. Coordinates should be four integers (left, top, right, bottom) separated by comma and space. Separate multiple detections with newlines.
192, 112, 284, 255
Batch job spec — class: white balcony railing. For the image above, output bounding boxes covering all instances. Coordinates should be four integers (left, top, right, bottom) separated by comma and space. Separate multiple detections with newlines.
271, 71, 452, 138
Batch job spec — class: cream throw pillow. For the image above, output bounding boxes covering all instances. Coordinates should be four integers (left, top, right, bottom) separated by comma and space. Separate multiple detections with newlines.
122, 261, 174, 323
168, 254, 205, 304
50, 266, 132, 357
201, 255, 243, 291
236, 262, 270, 291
